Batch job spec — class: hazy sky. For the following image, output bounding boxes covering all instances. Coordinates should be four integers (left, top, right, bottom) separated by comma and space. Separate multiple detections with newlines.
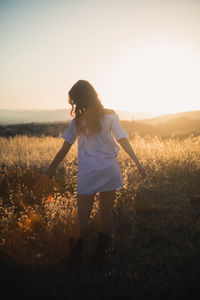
1, 0, 200, 115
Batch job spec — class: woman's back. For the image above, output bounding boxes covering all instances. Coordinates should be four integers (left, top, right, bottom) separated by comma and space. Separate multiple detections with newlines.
62, 109, 128, 160
62, 109, 128, 194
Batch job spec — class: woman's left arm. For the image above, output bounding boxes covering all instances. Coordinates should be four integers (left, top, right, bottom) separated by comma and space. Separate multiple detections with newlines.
118, 138, 146, 179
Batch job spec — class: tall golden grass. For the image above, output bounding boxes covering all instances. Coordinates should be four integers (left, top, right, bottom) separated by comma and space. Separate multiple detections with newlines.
0, 135, 200, 277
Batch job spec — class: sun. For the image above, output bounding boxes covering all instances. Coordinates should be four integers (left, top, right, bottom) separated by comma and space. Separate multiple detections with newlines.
96, 38, 200, 116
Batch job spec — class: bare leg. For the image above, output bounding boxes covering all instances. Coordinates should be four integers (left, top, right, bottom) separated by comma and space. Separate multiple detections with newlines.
77, 194, 95, 238
98, 190, 116, 235
90, 190, 116, 264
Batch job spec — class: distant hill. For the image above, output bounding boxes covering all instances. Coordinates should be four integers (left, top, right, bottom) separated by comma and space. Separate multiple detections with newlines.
0, 109, 200, 138
153, 117, 200, 136
0, 109, 151, 125
1, 116, 200, 138
139, 111, 200, 126
0, 109, 72, 125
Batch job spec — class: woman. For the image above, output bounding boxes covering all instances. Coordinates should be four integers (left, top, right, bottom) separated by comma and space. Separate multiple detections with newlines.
35, 80, 146, 270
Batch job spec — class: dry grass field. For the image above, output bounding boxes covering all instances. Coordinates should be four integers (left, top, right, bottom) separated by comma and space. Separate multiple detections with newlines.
0, 135, 200, 299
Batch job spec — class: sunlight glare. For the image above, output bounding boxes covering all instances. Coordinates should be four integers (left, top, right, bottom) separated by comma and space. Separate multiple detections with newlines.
98, 39, 200, 116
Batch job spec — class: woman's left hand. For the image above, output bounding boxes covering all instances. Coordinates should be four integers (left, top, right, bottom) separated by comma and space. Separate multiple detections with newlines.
137, 164, 146, 179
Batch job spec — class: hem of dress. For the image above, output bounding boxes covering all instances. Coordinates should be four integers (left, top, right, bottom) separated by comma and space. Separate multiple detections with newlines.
77, 185, 123, 195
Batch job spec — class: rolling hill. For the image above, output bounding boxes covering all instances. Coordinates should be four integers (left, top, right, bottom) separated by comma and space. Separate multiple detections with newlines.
0, 109, 150, 125
0, 109, 200, 138
139, 111, 200, 126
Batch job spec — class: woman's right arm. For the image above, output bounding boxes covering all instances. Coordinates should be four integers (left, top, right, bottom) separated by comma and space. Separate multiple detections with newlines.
118, 138, 146, 179
34, 141, 72, 191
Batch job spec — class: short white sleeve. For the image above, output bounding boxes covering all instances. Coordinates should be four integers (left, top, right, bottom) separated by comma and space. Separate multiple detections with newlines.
111, 114, 129, 142
62, 118, 77, 144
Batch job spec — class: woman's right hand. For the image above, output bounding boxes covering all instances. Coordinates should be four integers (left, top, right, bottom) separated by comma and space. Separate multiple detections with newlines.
34, 174, 50, 192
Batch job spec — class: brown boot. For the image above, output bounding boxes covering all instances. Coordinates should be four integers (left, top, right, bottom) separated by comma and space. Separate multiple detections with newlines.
65, 238, 85, 273
92, 233, 110, 265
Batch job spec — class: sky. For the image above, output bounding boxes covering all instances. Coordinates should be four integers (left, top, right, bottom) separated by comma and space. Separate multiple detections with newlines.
1, 0, 200, 116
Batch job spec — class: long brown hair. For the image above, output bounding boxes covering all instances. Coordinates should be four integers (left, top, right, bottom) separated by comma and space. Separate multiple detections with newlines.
68, 80, 104, 135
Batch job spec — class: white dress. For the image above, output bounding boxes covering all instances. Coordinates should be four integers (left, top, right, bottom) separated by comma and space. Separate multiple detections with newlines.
62, 113, 128, 195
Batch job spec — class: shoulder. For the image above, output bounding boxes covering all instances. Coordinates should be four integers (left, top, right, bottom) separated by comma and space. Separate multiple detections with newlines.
69, 118, 76, 124
103, 109, 120, 125
104, 108, 116, 115
66, 118, 76, 129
